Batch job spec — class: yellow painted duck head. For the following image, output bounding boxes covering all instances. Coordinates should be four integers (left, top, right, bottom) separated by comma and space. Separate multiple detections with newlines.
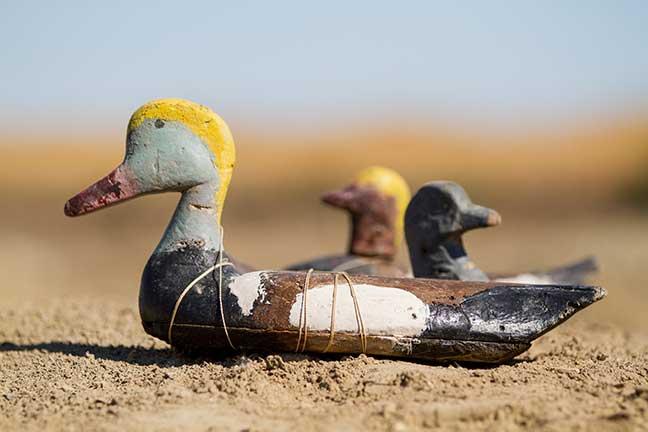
321, 166, 411, 258
65, 98, 236, 252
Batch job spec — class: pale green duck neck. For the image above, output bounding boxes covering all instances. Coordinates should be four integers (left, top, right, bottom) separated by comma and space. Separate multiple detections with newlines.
155, 182, 222, 254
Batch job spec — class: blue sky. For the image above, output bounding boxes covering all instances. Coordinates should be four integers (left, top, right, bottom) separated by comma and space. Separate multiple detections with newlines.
1, 1, 648, 132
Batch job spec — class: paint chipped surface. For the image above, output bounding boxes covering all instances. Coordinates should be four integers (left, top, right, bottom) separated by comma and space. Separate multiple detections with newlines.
228, 271, 268, 316
127, 98, 236, 223
288, 284, 429, 336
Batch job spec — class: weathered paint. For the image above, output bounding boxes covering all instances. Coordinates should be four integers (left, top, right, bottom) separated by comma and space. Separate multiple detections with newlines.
128, 98, 235, 223
287, 283, 429, 335
64, 164, 140, 216
66, 116, 226, 253
138, 256, 605, 362
228, 271, 268, 316
126, 120, 222, 253
64, 99, 606, 364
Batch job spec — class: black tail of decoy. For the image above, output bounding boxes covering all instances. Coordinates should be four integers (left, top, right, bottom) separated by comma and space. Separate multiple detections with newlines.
450, 283, 606, 343
419, 282, 606, 362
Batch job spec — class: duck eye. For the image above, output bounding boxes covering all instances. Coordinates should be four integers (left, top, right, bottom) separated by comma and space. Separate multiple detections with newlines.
425, 194, 451, 215
155, 119, 165, 129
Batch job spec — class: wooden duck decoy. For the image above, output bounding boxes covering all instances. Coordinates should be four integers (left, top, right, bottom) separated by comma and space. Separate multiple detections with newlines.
64, 99, 605, 364
286, 166, 411, 277
405, 181, 598, 283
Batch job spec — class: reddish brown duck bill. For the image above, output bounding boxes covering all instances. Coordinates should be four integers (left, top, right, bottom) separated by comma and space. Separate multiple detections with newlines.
64, 165, 140, 217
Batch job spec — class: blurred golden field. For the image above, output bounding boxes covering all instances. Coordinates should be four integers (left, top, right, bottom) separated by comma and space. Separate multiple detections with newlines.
2, 115, 647, 330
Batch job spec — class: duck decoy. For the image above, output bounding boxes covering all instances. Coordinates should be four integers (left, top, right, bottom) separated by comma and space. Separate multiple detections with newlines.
286, 166, 411, 276
64, 99, 605, 364
405, 181, 598, 283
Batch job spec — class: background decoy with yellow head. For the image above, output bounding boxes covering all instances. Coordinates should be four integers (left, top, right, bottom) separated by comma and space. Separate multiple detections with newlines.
286, 166, 411, 276
405, 181, 598, 283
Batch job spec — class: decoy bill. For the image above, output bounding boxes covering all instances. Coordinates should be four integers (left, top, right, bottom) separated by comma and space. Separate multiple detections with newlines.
286, 166, 411, 276
64, 99, 605, 364
405, 181, 598, 283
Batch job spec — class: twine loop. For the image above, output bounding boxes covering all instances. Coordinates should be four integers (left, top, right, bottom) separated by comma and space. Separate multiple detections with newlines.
169, 232, 368, 356
168, 226, 236, 349
295, 270, 367, 354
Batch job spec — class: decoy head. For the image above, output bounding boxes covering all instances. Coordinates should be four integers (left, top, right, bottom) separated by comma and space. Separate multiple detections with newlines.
405, 181, 501, 243
322, 166, 410, 257
321, 166, 411, 256
64, 98, 236, 223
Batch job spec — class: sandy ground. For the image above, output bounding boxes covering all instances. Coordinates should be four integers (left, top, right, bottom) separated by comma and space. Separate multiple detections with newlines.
1, 192, 647, 431
1, 303, 647, 431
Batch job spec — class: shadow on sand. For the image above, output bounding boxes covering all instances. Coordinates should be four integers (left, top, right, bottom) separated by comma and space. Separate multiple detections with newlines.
0, 341, 328, 368
0, 341, 192, 367
0, 341, 526, 369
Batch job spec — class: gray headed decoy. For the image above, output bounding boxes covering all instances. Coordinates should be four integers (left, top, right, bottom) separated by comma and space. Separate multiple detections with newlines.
405, 181, 598, 283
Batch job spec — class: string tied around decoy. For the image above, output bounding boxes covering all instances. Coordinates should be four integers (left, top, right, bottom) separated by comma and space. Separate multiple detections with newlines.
295, 269, 368, 354
168, 226, 237, 350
